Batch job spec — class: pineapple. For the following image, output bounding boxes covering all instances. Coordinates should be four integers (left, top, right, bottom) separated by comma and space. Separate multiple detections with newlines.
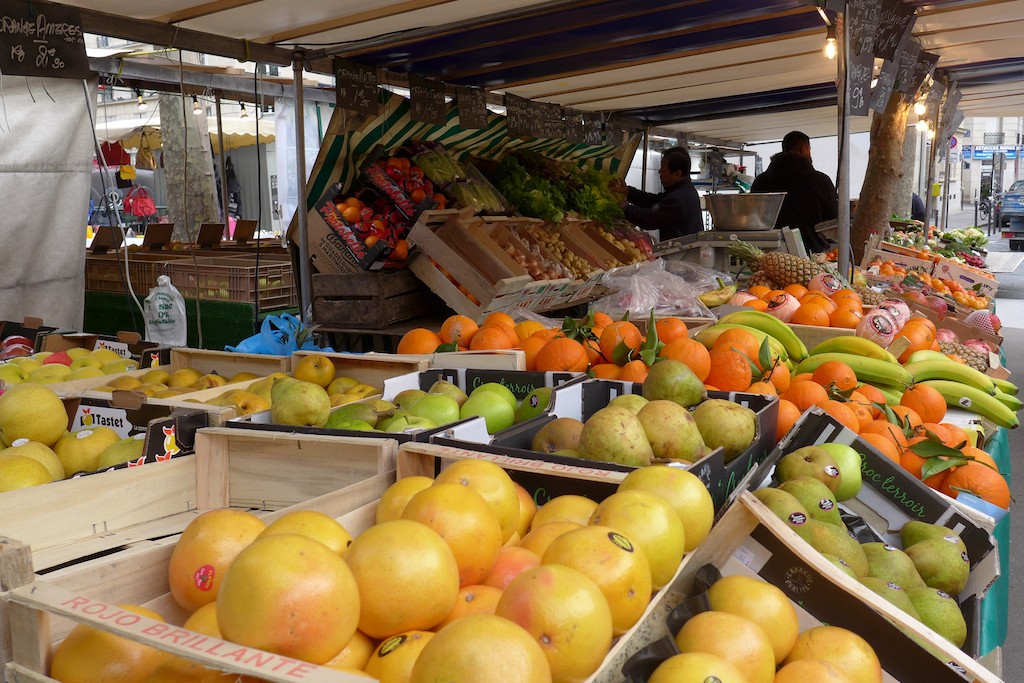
728, 241, 823, 287
853, 285, 886, 306
746, 271, 778, 290
938, 341, 990, 373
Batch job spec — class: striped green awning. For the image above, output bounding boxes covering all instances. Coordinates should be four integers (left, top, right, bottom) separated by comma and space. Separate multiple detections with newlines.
305, 91, 641, 211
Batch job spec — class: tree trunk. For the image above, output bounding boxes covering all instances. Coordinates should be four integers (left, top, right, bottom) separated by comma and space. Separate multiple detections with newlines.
851, 97, 912, 262
896, 126, 919, 219
159, 94, 219, 243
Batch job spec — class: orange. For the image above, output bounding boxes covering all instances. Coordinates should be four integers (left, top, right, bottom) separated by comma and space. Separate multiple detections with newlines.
533, 337, 589, 372
706, 575, 799, 664
776, 399, 802, 443
50, 604, 169, 683
831, 289, 862, 305
780, 380, 828, 412
816, 399, 860, 432
483, 312, 516, 329
617, 359, 650, 383
364, 631, 435, 682
704, 348, 753, 392
589, 362, 621, 379
470, 325, 514, 351
488, 321, 521, 347
746, 380, 777, 395
889, 405, 922, 430
541, 525, 653, 635
783, 625, 881, 683
811, 360, 858, 392
860, 419, 909, 447
434, 459, 521, 543
519, 335, 549, 372
844, 392, 874, 430
898, 436, 949, 488
408, 614, 551, 683
344, 520, 461, 638
440, 314, 478, 347
830, 306, 863, 328
434, 585, 503, 630
763, 360, 791, 393
599, 321, 643, 363
496, 565, 613, 682
747, 285, 771, 299
167, 509, 267, 613
397, 328, 443, 354
529, 327, 563, 343
712, 328, 761, 362
763, 289, 786, 302
900, 384, 947, 424
593, 311, 614, 328
801, 292, 838, 313
402, 482, 503, 587
783, 283, 808, 299
791, 303, 830, 327
341, 205, 361, 223
659, 337, 711, 381
582, 336, 603, 366
940, 461, 1010, 509
514, 320, 546, 342
859, 432, 901, 464
654, 317, 690, 344
704, 383, 721, 391
482, 545, 541, 590
791, 372, 813, 383
936, 422, 970, 449
743, 299, 769, 311
961, 445, 998, 470
853, 384, 887, 418
217, 534, 360, 664
674, 611, 776, 683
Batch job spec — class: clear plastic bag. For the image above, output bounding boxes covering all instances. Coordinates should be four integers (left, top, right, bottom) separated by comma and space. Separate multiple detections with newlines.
144, 275, 188, 347
590, 260, 720, 320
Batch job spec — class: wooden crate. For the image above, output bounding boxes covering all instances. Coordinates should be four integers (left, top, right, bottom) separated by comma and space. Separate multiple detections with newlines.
312, 270, 439, 329
2, 471, 392, 683
166, 348, 291, 376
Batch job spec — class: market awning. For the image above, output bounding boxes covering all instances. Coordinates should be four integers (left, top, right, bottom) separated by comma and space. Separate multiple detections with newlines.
56, 0, 1024, 144
93, 116, 276, 151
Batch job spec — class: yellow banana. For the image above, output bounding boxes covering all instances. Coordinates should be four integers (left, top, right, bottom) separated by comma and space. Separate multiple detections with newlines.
994, 388, 1023, 412
992, 377, 1019, 396
795, 353, 912, 387
810, 336, 899, 364
905, 349, 951, 365
717, 310, 808, 361
693, 324, 788, 361
698, 281, 738, 308
919, 380, 1019, 429
864, 383, 905, 406
902, 360, 996, 395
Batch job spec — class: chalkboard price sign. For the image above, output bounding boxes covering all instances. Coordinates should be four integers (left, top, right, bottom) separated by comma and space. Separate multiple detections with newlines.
893, 36, 921, 94
457, 85, 488, 129
334, 58, 379, 116
848, 0, 880, 57
532, 100, 563, 139
505, 93, 532, 139
907, 51, 939, 99
0, 0, 89, 79
582, 113, 603, 145
563, 109, 585, 145
409, 74, 446, 126
848, 49, 874, 116
605, 120, 624, 147
874, 0, 916, 62
869, 61, 898, 114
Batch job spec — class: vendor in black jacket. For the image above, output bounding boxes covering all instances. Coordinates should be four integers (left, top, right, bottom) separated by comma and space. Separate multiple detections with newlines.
610, 147, 703, 240
750, 131, 837, 252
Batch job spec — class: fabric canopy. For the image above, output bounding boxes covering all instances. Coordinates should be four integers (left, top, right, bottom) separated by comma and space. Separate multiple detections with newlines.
94, 116, 275, 151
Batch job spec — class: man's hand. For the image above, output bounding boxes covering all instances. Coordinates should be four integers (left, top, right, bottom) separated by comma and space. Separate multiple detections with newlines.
608, 176, 628, 194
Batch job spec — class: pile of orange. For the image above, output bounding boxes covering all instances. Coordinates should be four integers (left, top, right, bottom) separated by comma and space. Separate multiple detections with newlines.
742, 285, 866, 329
916, 274, 991, 309
866, 258, 910, 279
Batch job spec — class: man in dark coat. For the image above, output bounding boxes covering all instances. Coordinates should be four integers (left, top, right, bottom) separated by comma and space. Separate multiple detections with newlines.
610, 146, 703, 240
751, 131, 837, 252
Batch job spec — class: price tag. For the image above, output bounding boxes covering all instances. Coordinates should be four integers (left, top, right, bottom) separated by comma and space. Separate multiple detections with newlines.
457, 85, 488, 129
334, 58, 379, 116
893, 37, 921, 94
409, 74, 446, 126
531, 100, 563, 139
582, 112, 603, 145
848, 49, 874, 116
505, 93, 532, 139
563, 109, 585, 144
848, 0, 880, 57
874, 0, 916, 61
907, 51, 939, 99
0, 0, 89, 79
869, 60, 898, 114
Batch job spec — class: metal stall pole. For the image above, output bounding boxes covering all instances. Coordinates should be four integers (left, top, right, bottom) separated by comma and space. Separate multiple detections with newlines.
836, 4, 851, 278
923, 85, 944, 231
214, 93, 230, 238
292, 52, 312, 323
941, 145, 951, 232
641, 124, 650, 192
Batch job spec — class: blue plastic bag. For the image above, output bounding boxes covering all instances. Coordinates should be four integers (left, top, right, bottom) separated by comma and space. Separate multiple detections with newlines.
225, 313, 333, 355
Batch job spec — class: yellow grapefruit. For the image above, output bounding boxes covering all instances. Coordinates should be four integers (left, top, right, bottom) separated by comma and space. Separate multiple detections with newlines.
530, 494, 598, 529
181, 602, 219, 637
514, 482, 538, 536
589, 490, 686, 588
376, 476, 433, 523
707, 574, 799, 664
51, 604, 169, 683
363, 630, 435, 683
323, 631, 376, 671
482, 545, 541, 590
674, 610, 776, 683
618, 465, 714, 551
783, 626, 882, 683
775, 659, 855, 682
433, 459, 520, 542
648, 652, 748, 683
519, 521, 582, 558
434, 584, 503, 630
258, 509, 353, 556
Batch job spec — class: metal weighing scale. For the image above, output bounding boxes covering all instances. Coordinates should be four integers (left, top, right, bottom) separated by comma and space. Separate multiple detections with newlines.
653, 192, 806, 275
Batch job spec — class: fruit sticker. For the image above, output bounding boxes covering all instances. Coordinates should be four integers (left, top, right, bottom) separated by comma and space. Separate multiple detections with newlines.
11, 438, 28, 447
787, 512, 807, 526
817, 498, 835, 511
883, 544, 898, 552
608, 532, 634, 552
885, 581, 902, 591
194, 564, 215, 591
958, 397, 973, 409
824, 465, 841, 479
76, 430, 93, 440
377, 635, 406, 657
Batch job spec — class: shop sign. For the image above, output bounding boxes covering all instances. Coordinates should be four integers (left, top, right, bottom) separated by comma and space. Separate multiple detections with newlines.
962, 145, 1019, 161
0, 0, 89, 79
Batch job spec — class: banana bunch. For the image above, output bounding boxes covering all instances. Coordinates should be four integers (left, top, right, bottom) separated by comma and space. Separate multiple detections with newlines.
697, 279, 737, 308
715, 310, 809, 361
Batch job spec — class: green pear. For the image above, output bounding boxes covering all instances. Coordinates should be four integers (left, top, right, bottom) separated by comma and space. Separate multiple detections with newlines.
906, 586, 968, 648
577, 406, 653, 467
26, 364, 72, 384
690, 399, 757, 463
861, 542, 925, 588
775, 446, 842, 493
0, 440, 63, 480
53, 426, 122, 475
816, 442, 863, 500
0, 454, 52, 491
514, 387, 551, 423
393, 388, 427, 410
206, 391, 270, 416
330, 419, 376, 432
429, 380, 470, 409
641, 359, 705, 408
796, 519, 869, 577
325, 403, 382, 429
607, 394, 649, 414
270, 380, 331, 427
636, 400, 705, 463
905, 538, 971, 598
821, 552, 858, 579
248, 376, 277, 404
900, 521, 967, 555
752, 487, 811, 535
0, 383, 69, 446
859, 576, 921, 620
778, 477, 843, 526
96, 437, 146, 469
531, 417, 584, 454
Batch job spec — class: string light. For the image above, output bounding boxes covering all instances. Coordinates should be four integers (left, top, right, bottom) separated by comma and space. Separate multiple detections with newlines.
824, 24, 837, 60
914, 100, 927, 116
926, 126, 936, 139
192, 95, 202, 115
916, 120, 930, 132
135, 89, 147, 112
239, 102, 249, 119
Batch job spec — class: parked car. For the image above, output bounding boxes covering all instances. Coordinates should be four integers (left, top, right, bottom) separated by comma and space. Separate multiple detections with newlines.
1000, 180, 1024, 249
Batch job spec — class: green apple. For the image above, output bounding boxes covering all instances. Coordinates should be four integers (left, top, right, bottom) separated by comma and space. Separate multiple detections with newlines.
410, 393, 461, 427
330, 419, 376, 432
816, 442, 863, 501
460, 392, 515, 435
471, 382, 518, 412
377, 414, 436, 433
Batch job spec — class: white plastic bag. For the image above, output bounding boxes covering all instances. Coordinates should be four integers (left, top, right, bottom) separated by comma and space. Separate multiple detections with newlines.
144, 275, 187, 346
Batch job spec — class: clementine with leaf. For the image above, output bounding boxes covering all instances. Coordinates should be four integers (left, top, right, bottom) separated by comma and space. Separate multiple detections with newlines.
775, 399, 802, 443
440, 315, 479, 347
617, 360, 650, 383
599, 321, 642, 365
654, 317, 689, 345
397, 328, 443, 354
780, 381, 828, 412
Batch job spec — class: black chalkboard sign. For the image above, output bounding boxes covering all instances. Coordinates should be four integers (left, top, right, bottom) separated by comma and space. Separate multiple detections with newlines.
848, 49, 874, 116
457, 85, 488, 129
409, 74, 446, 126
869, 61, 897, 114
505, 93, 532, 139
924, 77, 945, 119
334, 58, 379, 116
893, 36, 921, 94
605, 120, 624, 147
583, 113, 603, 145
531, 100, 563, 139
0, 0, 89, 79
907, 51, 939, 99
562, 109, 585, 144
874, 0, 916, 61
848, 0, 880, 57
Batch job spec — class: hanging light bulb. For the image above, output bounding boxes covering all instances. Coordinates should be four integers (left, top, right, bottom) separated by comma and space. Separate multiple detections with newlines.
916, 119, 930, 132
914, 100, 927, 116
926, 125, 936, 140
136, 89, 147, 112
823, 24, 838, 60
192, 95, 202, 115
239, 102, 249, 119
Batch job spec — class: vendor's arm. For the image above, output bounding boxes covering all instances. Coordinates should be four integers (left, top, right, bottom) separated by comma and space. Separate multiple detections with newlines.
624, 190, 688, 232
626, 186, 662, 208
